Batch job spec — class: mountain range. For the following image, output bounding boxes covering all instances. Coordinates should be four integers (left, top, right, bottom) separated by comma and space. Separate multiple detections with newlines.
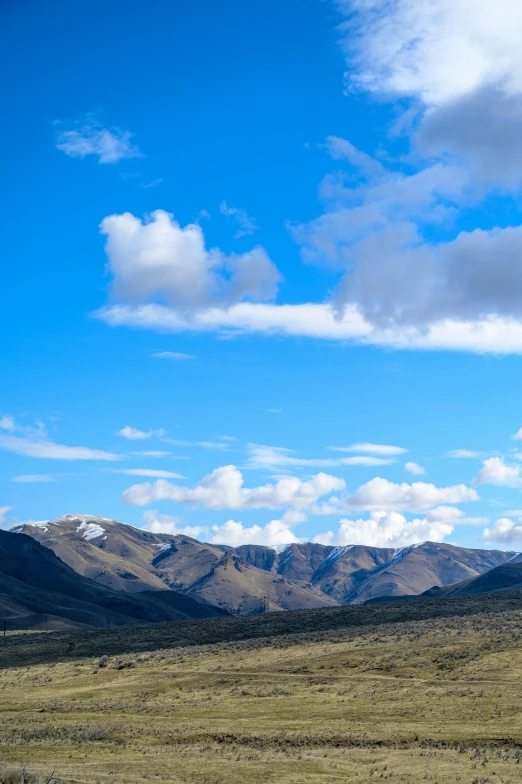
11, 513, 518, 617
0, 527, 225, 630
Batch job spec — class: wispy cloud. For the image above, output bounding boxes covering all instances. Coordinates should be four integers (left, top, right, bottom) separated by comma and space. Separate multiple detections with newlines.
329, 443, 407, 456
247, 443, 394, 469
162, 438, 230, 450
112, 468, 184, 479
447, 449, 485, 458
220, 201, 259, 238
0, 506, 12, 525
152, 351, 194, 361
141, 178, 163, 189
0, 415, 15, 431
0, 434, 120, 461
130, 450, 172, 458
116, 426, 165, 441
55, 117, 141, 164
324, 135, 385, 178
11, 474, 55, 483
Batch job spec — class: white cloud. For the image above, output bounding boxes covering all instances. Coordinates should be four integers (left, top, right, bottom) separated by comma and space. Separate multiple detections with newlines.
314, 505, 483, 548
116, 426, 165, 441
152, 352, 194, 360
113, 469, 184, 479
89, 2, 522, 358
130, 450, 172, 458
447, 449, 484, 458
220, 202, 259, 238
345, 477, 478, 512
294, 130, 522, 332
324, 135, 385, 178
246, 443, 393, 470
100, 210, 279, 309
141, 509, 207, 539
0, 434, 120, 461
210, 517, 300, 547
162, 438, 230, 450
55, 118, 141, 163
0, 416, 15, 431
122, 464, 345, 510
474, 457, 522, 488
141, 178, 163, 189
267, 408, 282, 414
330, 442, 407, 456
481, 517, 522, 546
0, 506, 12, 525
314, 3, 522, 336
512, 428, 522, 440
405, 462, 425, 475
95, 301, 522, 355
313, 509, 455, 549
338, 0, 522, 106
11, 475, 55, 483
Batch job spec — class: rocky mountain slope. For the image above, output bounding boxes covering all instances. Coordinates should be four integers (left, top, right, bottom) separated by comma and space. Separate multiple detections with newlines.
13, 514, 517, 613
0, 528, 225, 630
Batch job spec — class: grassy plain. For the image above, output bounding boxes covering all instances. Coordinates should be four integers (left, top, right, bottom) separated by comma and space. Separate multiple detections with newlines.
2, 598, 522, 783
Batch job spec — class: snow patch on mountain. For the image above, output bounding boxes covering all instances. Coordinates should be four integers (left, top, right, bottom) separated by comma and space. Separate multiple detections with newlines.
153, 543, 171, 553
24, 521, 53, 533
388, 545, 414, 566
323, 545, 355, 565
77, 521, 106, 541
53, 513, 115, 526
272, 544, 291, 555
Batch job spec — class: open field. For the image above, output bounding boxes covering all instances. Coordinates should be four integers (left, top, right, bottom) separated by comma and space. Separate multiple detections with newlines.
2, 591, 522, 669
2, 595, 522, 783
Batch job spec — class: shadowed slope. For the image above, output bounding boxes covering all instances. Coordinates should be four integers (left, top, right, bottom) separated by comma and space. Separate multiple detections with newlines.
0, 530, 225, 630
423, 559, 522, 598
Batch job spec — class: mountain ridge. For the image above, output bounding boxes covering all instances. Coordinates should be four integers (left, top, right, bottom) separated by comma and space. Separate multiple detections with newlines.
13, 513, 517, 613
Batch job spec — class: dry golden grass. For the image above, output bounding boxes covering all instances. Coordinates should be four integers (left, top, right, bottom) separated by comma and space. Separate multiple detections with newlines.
1, 609, 522, 783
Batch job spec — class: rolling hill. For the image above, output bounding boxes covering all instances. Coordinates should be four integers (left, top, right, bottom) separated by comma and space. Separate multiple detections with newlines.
13, 513, 517, 612
423, 557, 522, 598
0, 529, 225, 630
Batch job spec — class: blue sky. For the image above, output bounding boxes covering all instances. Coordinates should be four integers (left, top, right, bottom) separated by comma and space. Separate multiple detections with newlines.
3, 0, 522, 550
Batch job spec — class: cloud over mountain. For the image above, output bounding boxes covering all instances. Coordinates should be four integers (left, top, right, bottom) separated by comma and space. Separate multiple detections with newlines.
122, 464, 345, 510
